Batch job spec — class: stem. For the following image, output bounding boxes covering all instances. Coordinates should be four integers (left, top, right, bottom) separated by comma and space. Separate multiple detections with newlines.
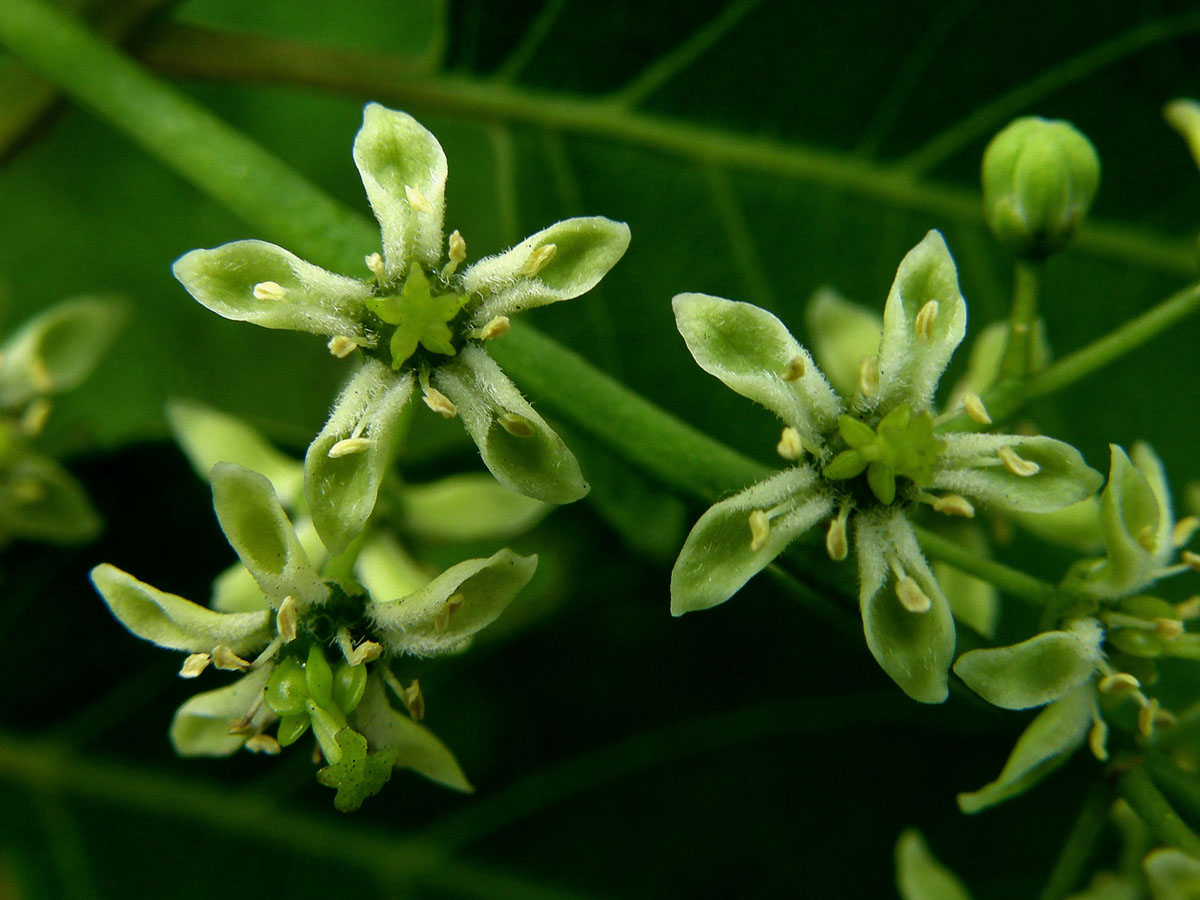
1039, 782, 1114, 900
999, 259, 1041, 380
1145, 753, 1200, 824
1117, 764, 1200, 858
913, 525, 1059, 607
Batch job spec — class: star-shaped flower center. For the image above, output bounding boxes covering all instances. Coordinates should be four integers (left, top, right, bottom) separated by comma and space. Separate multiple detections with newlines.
365, 266, 468, 369
823, 405, 942, 505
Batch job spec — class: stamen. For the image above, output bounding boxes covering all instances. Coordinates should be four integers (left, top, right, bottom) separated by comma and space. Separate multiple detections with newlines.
1176, 596, 1200, 620
498, 413, 534, 437
1138, 697, 1160, 738
28, 356, 53, 393
776, 426, 804, 461
998, 445, 1040, 477
782, 356, 805, 381
365, 252, 386, 279
1088, 716, 1109, 761
328, 437, 372, 458
227, 718, 255, 736
348, 640, 383, 666
179, 653, 211, 679
825, 506, 850, 562
895, 576, 932, 614
212, 645, 251, 671
422, 385, 458, 419
20, 398, 52, 436
327, 336, 359, 358
276, 596, 297, 643
521, 243, 558, 277
932, 494, 975, 518
442, 230, 467, 278
1175, 516, 1199, 548
405, 184, 433, 214
857, 356, 879, 398
1098, 672, 1140, 696
914, 300, 939, 340
962, 391, 992, 425
1138, 525, 1159, 553
434, 594, 464, 633
252, 281, 288, 302
400, 679, 425, 721
1155, 617, 1185, 640
473, 316, 511, 341
748, 510, 771, 552
1182, 550, 1200, 572
245, 733, 282, 755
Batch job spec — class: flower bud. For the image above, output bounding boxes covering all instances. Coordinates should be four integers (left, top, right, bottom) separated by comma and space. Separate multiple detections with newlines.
981, 117, 1100, 259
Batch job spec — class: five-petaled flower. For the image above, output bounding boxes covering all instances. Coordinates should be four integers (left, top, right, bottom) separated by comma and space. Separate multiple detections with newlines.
173, 103, 630, 554
669, 230, 1102, 703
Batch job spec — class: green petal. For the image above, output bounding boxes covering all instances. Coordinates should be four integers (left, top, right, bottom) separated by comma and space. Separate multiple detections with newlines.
91, 563, 271, 654
432, 345, 587, 505
932, 523, 998, 638
895, 829, 973, 900
173, 240, 374, 341
352, 103, 446, 276
957, 684, 1093, 814
463, 217, 631, 324
0, 453, 101, 544
805, 287, 882, 400
0, 295, 125, 407
1010, 497, 1104, 554
170, 667, 272, 757
875, 231, 967, 412
954, 620, 1103, 710
211, 518, 325, 613
354, 675, 472, 792
305, 361, 416, 555
934, 433, 1103, 513
368, 548, 537, 656
1144, 848, 1200, 900
398, 473, 550, 542
856, 511, 955, 704
672, 293, 842, 451
167, 400, 304, 505
211, 463, 326, 610
355, 532, 431, 603
670, 466, 833, 616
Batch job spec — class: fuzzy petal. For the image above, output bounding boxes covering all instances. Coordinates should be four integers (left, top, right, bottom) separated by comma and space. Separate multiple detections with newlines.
895, 829, 973, 900
875, 231, 967, 412
672, 293, 841, 451
0, 454, 101, 544
432, 345, 587, 504
91, 563, 271, 654
355, 532, 432, 603
671, 466, 832, 615
399, 473, 550, 542
805, 286, 882, 400
170, 667, 272, 757
352, 104, 447, 276
465, 217, 631, 324
305, 361, 416, 555
173, 240, 373, 341
368, 548, 537, 656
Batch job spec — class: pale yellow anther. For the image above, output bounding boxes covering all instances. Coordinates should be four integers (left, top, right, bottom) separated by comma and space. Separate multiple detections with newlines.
252, 281, 288, 302
1138, 524, 1159, 553
825, 507, 849, 562
20, 398, 52, 437
895, 576, 932, 613
747, 509, 771, 552
179, 652, 211, 679
405, 184, 433, 214
365, 252, 386, 279
962, 392, 992, 425
276, 596, 298, 643
932, 494, 975, 518
1138, 697, 1160, 738
434, 594, 464, 633
1175, 516, 1200, 548
1088, 718, 1109, 761
227, 717, 255, 736
521, 243, 558, 277
1182, 550, 1200, 572
245, 733, 282, 755
914, 300, 939, 340
776, 426, 804, 461
498, 413, 534, 437
1098, 672, 1141, 696
1177, 596, 1200, 620
400, 679, 425, 721
420, 385, 457, 419
212, 645, 251, 671
857, 356, 879, 397
327, 336, 359, 358
328, 437, 372, 458
441, 230, 467, 278
782, 356, 806, 381
349, 640, 383, 666
28, 356, 53, 393
1155, 617, 1185, 640
477, 316, 511, 341
998, 445, 1040, 477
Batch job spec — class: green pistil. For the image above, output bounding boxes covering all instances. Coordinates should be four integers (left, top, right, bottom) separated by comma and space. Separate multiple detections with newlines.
365, 266, 468, 369
822, 405, 941, 504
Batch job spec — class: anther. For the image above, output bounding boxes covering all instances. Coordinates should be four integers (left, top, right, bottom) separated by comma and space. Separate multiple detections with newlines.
405, 184, 433, 214
434, 594, 464, 633
520, 243, 558, 277
782, 356, 805, 381
962, 392, 992, 425
998, 445, 1040, 477
1175, 516, 1199, 548
422, 385, 458, 419
327, 336, 359, 358
179, 653, 211, 679
1138, 525, 1159, 553
932, 494, 975, 518
748, 510, 770, 552
442, 230, 467, 278
245, 733, 282, 755
1177, 596, 1200, 620
895, 576, 932, 613
1182, 550, 1200, 572
858, 356, 879, 397
365, 252, 385, 279
1088, 717, 1109, 762
400, 679, 425, 721
348, 640, 383, 666
28, 356, 53, 393
276, 596, 298, 643
1098, 672, 1141, 696
1155, 617, 1185, 640
914, 300, 939, 340
776, 426, 804, 461
252, 281, 288, 302
20, 398, 52, 436
328, 437, 372, 458
1138, 697, 1160, 738
825, 507, 850, 562
498, 413, 534, 437
475, 316, 511, 341
212, 645, 251, 671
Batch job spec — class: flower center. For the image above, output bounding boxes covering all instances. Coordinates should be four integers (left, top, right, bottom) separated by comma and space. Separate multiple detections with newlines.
821, 405, 941, 505
365, 266, 468, 370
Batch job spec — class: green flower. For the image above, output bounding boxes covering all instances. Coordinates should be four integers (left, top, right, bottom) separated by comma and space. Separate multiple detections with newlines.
173, 104, 630, 554
91, 462, 537, 811
670, 231, 1102, 703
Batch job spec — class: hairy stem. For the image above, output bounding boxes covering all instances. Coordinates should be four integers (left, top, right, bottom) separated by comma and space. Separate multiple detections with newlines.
1117, 764, 1200, 858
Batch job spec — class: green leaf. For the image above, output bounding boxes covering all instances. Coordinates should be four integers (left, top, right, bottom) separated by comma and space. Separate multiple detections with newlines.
1144, 848, 1200, 900
398, 472, 549, 542
169, 666, 272, 757
90, 563, 271, 654
805, 287, 882, 400
957, 684, 1094, 814
671, 466, 833, 616
672, 292, 841, 452
351, 103, 446, 276
172, 240, 374, 342
0, 452, 101, 544
954, 620, 1103, 710
305, 361, 415, 554
368, 548, 537, 656
895, 829, 973, 900
463, 216, 632, 324
432, 344, 587, 505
